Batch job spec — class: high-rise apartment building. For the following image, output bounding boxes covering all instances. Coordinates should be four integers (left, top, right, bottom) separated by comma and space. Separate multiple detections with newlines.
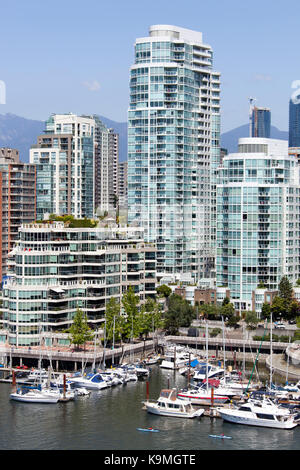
289, 99, 300, 148
128, 25, 221, 280
250, 106, 271, 138
30, 113, 95, 220
0, 149, 36, 280
1, 222, 156, 346
216, 138, 300, 311
118, 161, 128, 209
94, 117, 119, 213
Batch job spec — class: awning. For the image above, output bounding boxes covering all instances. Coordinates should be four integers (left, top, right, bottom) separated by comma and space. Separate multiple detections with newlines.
50, 287, 65, 293
190, 359, 199, 368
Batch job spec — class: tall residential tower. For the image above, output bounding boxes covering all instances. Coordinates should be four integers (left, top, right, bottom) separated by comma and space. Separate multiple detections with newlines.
30, 113, 95, 220
216, 138, 300, 311
127, 25, 221, 280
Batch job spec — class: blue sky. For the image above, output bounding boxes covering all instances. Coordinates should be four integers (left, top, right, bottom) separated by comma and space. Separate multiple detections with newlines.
0, 0, 299, 132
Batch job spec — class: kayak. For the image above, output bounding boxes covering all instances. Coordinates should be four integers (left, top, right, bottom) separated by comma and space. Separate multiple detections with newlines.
209, 434, 232, 439
137, 427, 159, 433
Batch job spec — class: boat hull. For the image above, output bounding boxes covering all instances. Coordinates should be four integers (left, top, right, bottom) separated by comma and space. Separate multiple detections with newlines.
10, 393, 59, 404
178, 392, 229, 405
144, 403, 204, 419
219, 410, 298, 429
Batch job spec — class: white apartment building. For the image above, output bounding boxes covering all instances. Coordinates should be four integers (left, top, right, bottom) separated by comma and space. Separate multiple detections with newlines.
30, 113, 96, 219
1, 222, 156, 346
217, 137, 300, 309
128, 24, 221, 281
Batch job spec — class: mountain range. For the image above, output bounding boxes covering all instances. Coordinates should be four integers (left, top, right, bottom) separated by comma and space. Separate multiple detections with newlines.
0, 113, 289, 162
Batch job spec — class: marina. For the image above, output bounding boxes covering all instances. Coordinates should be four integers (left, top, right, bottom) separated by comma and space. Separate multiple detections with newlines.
1, 343, 300, 450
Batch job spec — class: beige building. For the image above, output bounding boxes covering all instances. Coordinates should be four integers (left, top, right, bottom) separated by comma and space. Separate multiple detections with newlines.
0, 149, 36, 280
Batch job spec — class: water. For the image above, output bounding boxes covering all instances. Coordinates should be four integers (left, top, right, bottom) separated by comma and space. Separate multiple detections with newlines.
0, 365, 300, 451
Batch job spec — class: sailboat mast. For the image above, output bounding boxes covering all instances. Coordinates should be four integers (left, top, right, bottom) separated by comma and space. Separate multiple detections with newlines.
222, 316, 226, 380
206, 321, 208, 392
270, 312, 273, 387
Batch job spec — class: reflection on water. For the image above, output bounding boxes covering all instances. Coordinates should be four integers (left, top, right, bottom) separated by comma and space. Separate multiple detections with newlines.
0, 365, 299, 450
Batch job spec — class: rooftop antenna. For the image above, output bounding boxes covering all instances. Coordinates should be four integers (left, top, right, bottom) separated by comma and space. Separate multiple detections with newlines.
249, 97, 257, 137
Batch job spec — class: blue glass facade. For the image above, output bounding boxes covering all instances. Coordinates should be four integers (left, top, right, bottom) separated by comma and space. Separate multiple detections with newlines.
128, 26, 220, 279
289, 99, 300, 147
251, 107, 271, 138
216, 138, 300, 305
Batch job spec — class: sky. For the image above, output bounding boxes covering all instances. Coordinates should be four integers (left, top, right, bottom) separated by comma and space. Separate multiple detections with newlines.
0, 0, 299, 132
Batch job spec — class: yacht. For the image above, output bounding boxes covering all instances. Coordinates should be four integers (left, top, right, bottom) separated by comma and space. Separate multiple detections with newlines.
178, 381, 232, 405
23, 368, 50, 384
67, 372, 109, 390
160, 350, 193, 370
114, 366, 138, 382
10, 386, 60, 404
217, 396, 298, 429
192, 363, 225, 382
143, 388, 204, 419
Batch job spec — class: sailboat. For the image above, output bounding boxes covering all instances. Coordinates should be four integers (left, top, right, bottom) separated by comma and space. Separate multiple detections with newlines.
10, 372, 60, 404
178, 322, 231, 405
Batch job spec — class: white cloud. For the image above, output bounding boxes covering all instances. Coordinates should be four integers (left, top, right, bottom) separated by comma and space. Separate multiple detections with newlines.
83, 80, 101, 91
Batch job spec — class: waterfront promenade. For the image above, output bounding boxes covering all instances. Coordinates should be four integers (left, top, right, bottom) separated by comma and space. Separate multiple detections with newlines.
0, 332, 298, 379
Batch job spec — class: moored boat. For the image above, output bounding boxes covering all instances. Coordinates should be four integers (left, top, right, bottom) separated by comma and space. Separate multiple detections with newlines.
143, 388, 204, 419
217, 396, 298, 429
10, 386, 60, 404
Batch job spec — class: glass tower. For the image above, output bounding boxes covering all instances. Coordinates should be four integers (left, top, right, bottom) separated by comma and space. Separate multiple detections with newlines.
250, 107, 271, 138
128, 25, 221, 280
289, 99, 300, 148
216, 138, 300, 308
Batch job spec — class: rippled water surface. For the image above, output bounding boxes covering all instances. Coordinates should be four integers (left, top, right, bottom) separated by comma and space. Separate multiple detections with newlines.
0, 365, 299, 451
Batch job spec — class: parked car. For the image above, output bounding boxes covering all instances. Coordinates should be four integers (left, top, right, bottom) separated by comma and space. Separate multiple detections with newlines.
288, 319, 296, 325
275, 322, 286, 329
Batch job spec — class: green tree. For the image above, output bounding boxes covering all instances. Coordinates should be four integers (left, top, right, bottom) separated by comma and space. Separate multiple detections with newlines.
198, 303, 221, 320
68, 308, 94, 350
156, 284, 172, 298
287, 299, 300, 321
104, 297, 124, 344
220, 301, 235, 319
244, 310, 259, 330
278, 276, 294, 303
163, 294, 195, 335
261, 302, 271, 320
138, 298, 163, 338
122, 287, 140, 340
270, 296, 288, 321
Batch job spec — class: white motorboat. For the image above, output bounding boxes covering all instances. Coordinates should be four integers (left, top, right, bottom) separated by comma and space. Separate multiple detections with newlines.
192, 363, 225, 382
121, 363, 149, 378
23, 368, 49, 384
143, 388, 204, 419
218, 374, 260, 395
99, 370, 123, 386
114, 366, 138, 382
47, 380, 76, 401
178, 381, 231, 405
142, 354, 161, 365
67, 372, 109, 390
217, 396, 298, 429
160, 350, 192, 370
10, 386, 60, 404
134, 363, 150, 377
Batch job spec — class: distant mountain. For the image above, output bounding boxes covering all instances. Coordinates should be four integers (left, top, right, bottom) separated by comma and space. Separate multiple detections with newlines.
0, 114, 44, 162
221, 124, 289, 153
0, 113, 128, 162
0, 114, 289, 163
